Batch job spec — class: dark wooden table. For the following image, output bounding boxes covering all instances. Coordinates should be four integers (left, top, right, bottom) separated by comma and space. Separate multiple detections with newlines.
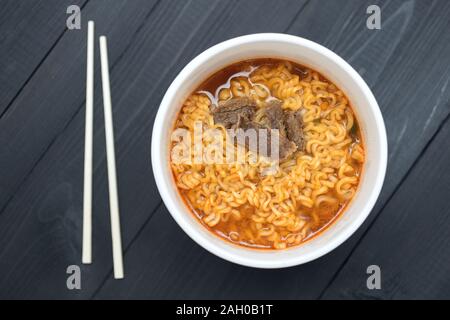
1, 0, 449, 300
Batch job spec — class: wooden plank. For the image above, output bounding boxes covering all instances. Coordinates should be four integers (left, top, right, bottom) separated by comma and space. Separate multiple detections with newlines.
95, 0, 450, 299
0, 0, 86, 116
322, 114, 450, 299
0, 0, 159, 212
0, 0, 309, 299
0, 0, 162, 299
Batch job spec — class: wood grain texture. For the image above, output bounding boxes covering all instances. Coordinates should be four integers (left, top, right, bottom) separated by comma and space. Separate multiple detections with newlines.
322, 114, 450, 299
0, 0, 161, 299
0, 0, 158, 219
0, 0, 86, 116
1, 0, 450, 299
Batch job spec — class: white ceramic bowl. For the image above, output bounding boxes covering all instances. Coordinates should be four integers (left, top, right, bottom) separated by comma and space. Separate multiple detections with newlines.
151, 33, 387, 268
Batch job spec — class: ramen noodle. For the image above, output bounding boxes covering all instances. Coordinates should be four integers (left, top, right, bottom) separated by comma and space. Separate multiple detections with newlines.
170, 59, 364, 249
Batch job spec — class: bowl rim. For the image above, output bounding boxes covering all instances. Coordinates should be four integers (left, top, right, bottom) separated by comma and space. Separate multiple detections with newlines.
151, 33, 388, 268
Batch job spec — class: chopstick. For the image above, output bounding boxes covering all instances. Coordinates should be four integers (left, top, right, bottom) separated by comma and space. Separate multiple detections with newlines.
82, 22, 124, 278
82, 20, 95, 265
99, 35, 124, 279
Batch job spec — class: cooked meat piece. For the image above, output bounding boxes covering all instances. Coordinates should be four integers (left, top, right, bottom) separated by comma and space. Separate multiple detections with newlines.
284, 110, 304, 151
240, 122, 297, 160
272, 130, 298, 159
212, 97, 256, 129
211, 97, 302, 160
264, 100, 285, 132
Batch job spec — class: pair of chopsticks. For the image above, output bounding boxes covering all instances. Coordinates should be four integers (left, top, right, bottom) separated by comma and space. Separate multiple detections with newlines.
82, 21, 124, 279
